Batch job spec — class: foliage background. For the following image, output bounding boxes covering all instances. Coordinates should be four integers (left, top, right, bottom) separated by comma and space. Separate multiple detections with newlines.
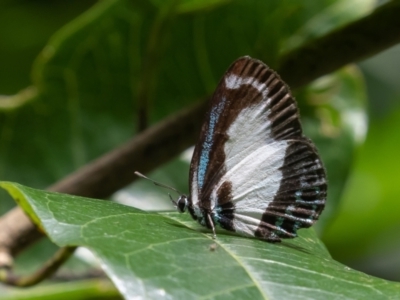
0, 0, 399, 298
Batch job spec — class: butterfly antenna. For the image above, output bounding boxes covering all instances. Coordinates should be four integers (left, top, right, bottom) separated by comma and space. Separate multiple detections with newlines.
168, 193, 178, 207
134, 171, 183, 195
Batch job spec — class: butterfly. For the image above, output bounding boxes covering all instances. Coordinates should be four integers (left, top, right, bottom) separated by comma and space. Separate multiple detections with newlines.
136, 56, 327, 242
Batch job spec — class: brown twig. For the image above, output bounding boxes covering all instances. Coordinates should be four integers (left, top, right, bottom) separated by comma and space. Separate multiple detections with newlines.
0, 100, 207, 254
0, 246, 76, 287
278, 0, 400, 88
47, 100, 208, 198
1, 0, 400, 285
0, 101, 207, 286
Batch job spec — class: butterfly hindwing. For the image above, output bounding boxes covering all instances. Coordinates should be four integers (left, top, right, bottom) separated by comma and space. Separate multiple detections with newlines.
189, 56, 327, 241
254, 139, 326, 240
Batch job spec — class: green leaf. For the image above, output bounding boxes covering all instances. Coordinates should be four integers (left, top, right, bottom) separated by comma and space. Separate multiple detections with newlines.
324, 104, 400, 261
0, 0, 374, 191
297, 65, 368, 229
2, 182, 399, 299
0, 0, 384, 292
282, 0, 375, 52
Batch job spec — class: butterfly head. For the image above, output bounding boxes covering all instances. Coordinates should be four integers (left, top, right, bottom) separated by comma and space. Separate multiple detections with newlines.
134, 172, 189, 213
171, 194, 188, 213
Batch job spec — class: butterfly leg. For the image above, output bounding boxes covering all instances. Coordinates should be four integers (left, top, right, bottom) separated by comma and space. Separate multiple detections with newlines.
206, 213, 217, 239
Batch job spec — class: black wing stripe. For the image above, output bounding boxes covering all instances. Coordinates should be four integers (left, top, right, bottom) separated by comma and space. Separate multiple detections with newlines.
188, 56, 327, 243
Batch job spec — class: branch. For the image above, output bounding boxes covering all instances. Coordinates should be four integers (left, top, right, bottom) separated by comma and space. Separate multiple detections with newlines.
47, 101, 208, 198
0, 100, 207, 260
1, 0, 400, 276
278, 0, 400, 88
0, 247, 76, 287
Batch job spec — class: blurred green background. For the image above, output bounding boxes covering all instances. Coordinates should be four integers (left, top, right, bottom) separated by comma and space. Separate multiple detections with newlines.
0, 0, 399, 297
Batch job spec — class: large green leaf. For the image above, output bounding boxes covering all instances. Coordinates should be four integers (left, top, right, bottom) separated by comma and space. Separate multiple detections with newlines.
0, 0, 382, 293
0, 0, 373, 197
2, 182, 399, 299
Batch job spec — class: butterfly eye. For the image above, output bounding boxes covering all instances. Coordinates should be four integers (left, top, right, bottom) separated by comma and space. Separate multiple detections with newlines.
176, 196, 188, 213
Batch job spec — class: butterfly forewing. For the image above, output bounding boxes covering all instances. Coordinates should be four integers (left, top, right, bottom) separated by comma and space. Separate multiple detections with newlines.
189, 56, 327, 242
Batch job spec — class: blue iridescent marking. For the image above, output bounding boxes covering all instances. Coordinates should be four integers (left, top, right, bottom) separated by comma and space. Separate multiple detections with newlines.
273, 187, 322, 235
275, 216, 284, 227
274, 225, 296, 237
215, 206, 222, 212
295, 199, 324, 205
294, 221, 301, 230
309, 204, 317, 220
212, 206, 222, 224
270, 232, 279, 239
213, 212, 221, 224
197, 97, 226, 189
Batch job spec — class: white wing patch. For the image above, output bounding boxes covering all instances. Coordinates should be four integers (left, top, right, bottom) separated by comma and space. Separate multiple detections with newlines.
225, 74, 268, 98
190, 166, 199, 207
210, 102, 287, 236
220, 142, 286, 237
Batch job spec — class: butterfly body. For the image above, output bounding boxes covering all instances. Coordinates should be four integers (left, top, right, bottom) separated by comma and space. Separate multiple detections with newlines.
178, 56, 327, 242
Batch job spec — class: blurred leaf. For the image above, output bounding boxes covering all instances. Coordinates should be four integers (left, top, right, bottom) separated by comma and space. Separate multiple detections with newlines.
113, 153, 192, 211
324, 103, 400, 261
2, 182, 400, 299
282, 0, 375, 52
176, 0, 231, 14
0, 0, 96, 94
0, 0, 381, 291
0, 0, 374, 191
297, 65, 368, 229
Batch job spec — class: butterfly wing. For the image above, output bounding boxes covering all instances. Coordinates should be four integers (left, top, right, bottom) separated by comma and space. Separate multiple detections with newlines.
189, 56, 327, 242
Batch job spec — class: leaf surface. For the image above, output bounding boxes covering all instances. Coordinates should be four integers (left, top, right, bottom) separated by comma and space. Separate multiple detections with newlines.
2, 182, 399, 299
